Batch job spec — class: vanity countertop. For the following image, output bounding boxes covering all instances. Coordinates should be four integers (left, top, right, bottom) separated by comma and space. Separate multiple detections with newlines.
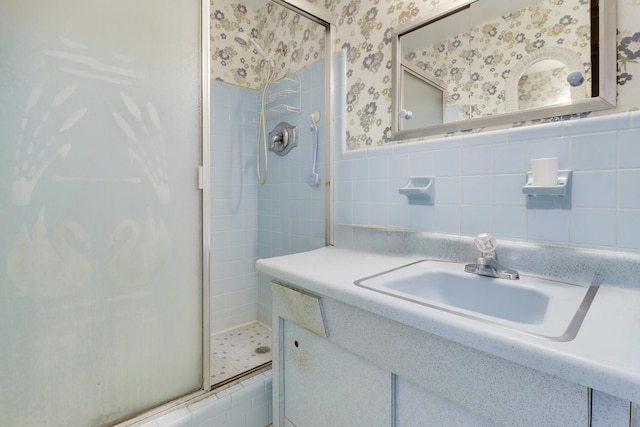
256, 246, 640, 404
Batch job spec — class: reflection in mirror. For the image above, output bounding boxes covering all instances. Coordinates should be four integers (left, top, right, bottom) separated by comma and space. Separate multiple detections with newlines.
400, 62, 445, 130
518, 60, 571, 110
505, 45, 590, 112
391, 0, 616, 140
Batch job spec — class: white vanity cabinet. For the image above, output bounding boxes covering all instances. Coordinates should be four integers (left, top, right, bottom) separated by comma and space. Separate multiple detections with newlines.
271, 280, 636, 427
272, 282, 393, 426
281, 320, 393, 426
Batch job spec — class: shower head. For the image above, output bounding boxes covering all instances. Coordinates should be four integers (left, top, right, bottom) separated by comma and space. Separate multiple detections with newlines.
234, 33, 274, 66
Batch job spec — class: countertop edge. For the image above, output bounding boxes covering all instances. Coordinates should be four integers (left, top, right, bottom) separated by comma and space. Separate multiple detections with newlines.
256, 246, 640, 404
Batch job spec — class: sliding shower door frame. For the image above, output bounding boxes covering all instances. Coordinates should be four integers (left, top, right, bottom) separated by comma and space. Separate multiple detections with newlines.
201, 0, 212, 394
117, 0, 334, 424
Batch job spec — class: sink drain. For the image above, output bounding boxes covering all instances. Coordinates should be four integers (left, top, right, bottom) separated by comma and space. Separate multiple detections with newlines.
255, 346, 271, 354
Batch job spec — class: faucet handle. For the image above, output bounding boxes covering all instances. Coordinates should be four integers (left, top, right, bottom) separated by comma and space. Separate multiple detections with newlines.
474, 232, 496, 256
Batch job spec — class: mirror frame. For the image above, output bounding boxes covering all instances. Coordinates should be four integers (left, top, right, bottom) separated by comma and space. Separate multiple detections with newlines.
391, 0, 617, 141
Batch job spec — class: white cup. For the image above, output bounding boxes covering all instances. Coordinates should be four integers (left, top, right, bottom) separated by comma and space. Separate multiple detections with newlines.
530, 157, 558, 187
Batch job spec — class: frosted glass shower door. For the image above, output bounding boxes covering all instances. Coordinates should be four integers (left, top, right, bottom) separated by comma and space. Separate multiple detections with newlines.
0, 1, 203, 426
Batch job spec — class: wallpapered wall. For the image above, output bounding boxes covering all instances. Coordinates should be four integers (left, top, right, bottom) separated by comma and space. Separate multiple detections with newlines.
211, 0, 640, 150
324, 0, 640, 149
403, 0, 591, 121
209, 0, 325, 90
518, 65, 574, 110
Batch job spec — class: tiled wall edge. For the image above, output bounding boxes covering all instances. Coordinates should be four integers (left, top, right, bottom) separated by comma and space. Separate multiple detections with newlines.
140, 371, 273, 427
336, 111, 634, 156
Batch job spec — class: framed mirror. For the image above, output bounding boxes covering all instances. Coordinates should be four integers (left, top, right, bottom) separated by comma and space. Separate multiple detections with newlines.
391, 0, 616, 140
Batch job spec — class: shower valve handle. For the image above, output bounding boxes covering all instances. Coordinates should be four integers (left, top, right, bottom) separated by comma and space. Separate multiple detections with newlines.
268, 122, 297, 156
271, 128, 289, 148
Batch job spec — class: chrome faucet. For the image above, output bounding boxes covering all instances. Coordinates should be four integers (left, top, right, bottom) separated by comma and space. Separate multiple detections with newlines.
464, 233, 519, 280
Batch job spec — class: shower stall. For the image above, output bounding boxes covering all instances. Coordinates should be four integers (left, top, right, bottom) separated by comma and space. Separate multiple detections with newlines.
0, 0, 333, 425
208, 0, 332, 386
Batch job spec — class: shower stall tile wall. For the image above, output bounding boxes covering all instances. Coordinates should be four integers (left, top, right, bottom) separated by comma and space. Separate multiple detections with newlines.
211, 58, 327, 333
209, 0, 329, 334
211, 80, 260, 334
257, 59, 327, 326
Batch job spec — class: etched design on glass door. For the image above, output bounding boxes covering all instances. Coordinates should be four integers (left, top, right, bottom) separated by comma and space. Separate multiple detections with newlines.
43, 36, 148, 85
11, 36, 171, 206
8, 36, 174, 292
114, 92, 171, 205
11, 80, 79, 206
108, 209, 173, 286
7, 209, 92, 298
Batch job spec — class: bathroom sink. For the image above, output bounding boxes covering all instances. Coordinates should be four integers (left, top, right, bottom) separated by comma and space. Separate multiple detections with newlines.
355, 260, 598, 341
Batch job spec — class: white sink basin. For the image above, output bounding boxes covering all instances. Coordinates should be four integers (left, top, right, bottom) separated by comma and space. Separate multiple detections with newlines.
355, 260, 598, 341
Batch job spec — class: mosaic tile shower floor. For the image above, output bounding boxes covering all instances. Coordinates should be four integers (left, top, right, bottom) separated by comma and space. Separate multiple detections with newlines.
210, 321, 272, 384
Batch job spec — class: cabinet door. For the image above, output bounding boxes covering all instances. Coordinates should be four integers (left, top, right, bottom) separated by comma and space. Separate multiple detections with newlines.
395, 376, 499, 427
282, 320, 392, 427
591, 391, 636, 426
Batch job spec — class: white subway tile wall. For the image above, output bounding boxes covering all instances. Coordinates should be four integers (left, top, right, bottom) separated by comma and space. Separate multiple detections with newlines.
335, 111, 640, 253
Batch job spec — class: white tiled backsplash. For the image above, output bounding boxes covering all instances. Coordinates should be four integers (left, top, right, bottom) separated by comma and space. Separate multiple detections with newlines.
334, 111, 640, 253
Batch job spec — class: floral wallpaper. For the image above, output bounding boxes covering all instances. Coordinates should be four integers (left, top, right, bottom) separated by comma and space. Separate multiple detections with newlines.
210, 0, 640, 150
517, 65, 573, 110
326, 0, 640, 149
402, 0, 590, 121
335, 0, 472, 148
209, 0, 325, 90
